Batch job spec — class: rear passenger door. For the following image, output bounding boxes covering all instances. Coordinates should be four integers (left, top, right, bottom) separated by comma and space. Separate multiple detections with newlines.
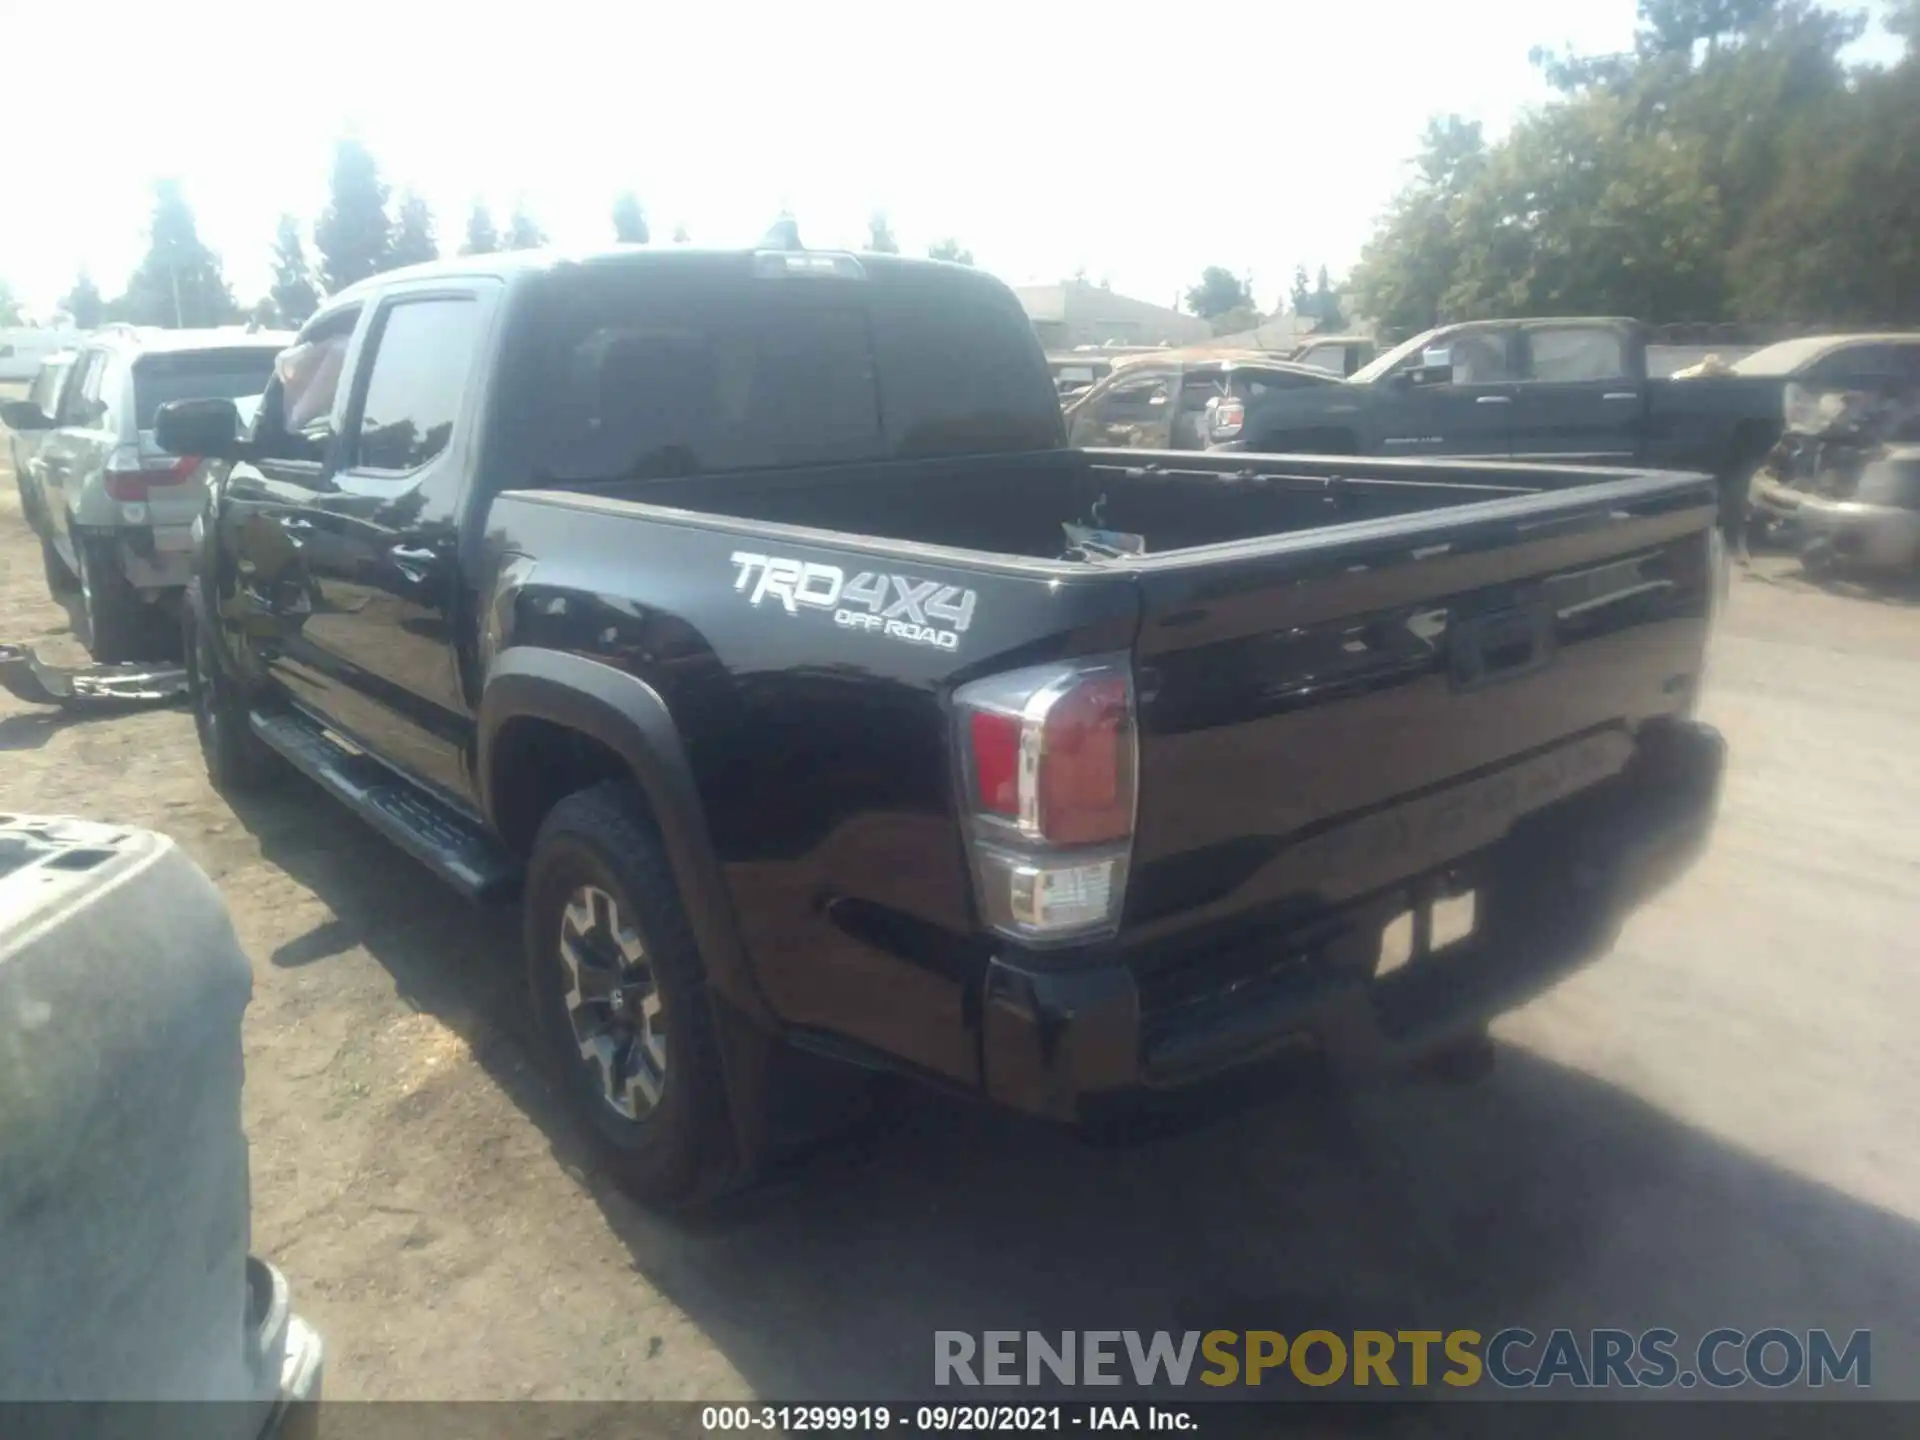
282, 284, 496, 805
1510, 324, 1642, 463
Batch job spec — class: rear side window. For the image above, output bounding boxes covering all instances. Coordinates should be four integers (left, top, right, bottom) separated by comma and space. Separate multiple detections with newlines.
527, 265, 1060, 480
349, 298, 484, 472
132, 349, 280, 430
55, 352, 104, 426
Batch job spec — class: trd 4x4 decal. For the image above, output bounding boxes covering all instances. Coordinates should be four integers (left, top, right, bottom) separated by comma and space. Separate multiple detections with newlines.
729, 552, 978, 652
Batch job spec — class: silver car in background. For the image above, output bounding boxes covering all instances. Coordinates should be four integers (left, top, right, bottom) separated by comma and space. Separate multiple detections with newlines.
8, 348, 74, 520
2, 327, 289, 661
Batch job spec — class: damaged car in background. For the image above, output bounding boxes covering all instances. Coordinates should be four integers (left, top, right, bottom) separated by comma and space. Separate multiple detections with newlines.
1749, 379, 1920, 577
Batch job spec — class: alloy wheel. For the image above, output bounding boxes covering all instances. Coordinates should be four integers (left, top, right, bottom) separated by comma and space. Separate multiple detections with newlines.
558, 884, 667, 1121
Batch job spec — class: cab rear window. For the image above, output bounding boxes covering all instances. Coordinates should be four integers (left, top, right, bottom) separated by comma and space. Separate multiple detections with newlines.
524, 262, 1063, 480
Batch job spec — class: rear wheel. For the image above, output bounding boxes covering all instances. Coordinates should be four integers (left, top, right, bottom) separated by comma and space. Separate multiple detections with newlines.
74, 535, 162, 663
524, 782, 738, 1206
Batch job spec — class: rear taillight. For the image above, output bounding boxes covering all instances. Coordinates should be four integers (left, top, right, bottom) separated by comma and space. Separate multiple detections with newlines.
954, 655, 1137, 943
104, 454, 198, 501
1210, 398, 1245, 440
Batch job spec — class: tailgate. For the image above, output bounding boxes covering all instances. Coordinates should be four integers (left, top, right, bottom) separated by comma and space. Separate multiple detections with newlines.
1118, 470, 1717, 962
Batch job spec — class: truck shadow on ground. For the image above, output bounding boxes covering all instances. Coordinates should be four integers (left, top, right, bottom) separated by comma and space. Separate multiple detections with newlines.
231, 782, 1920, 1419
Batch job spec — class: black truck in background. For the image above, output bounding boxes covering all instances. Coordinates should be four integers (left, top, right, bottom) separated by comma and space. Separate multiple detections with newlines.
158, 247, 1727, 1204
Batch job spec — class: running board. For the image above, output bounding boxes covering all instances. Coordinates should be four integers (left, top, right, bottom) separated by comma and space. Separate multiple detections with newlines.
248, 710, 520, 902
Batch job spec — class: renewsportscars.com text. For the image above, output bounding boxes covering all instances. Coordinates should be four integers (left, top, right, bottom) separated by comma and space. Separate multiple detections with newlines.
934, 1328, 1871, 1390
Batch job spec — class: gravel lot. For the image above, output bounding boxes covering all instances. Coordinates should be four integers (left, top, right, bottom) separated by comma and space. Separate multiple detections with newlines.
4, 423, 1918, 1407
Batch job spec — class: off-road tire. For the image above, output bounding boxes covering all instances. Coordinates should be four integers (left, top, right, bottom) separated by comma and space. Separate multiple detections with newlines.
74, 535, 161, 663
524, 782, 737, 1206
183, 602, 280, 794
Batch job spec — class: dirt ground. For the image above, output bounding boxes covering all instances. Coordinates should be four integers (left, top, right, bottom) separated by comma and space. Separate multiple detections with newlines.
4, 427, 1919, 1406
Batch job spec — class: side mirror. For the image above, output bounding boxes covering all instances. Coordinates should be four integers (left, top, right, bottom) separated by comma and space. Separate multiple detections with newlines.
154, 397, 242, 460
0, 399, 53, 432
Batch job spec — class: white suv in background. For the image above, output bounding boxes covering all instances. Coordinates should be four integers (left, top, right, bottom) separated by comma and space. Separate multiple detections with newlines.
3, 327, 289, 661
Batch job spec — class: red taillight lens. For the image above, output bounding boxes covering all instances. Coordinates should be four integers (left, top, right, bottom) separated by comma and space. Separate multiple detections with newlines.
1037, 675, 1132, 843
1211, 399, 1245, 438
970, 709, 1022, 818
104, 456, 198, 501
954, 656, 1137, 942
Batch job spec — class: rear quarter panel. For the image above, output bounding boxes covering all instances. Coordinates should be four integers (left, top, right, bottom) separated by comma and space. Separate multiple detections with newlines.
484, 491, 1140, 1086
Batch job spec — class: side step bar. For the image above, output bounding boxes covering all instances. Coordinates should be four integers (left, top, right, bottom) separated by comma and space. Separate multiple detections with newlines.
248, 710, 521, 902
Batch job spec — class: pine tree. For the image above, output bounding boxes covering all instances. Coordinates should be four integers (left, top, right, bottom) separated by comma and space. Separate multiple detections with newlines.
867, 212, 900, 253
122, 180, 239, 327
462, 202, 500, 256
269, 215, 320, 327
62, 272, 105, 329
388, 191, 439, 269
505, 202, 546, 251
612, 191, 649, 244
314, 137, 392, 291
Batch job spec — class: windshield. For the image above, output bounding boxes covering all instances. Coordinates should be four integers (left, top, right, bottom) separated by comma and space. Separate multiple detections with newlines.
1348, 328, 1439, 384
1728, 339, 1835, 377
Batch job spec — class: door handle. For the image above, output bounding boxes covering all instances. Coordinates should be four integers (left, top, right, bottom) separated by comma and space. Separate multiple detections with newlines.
1475, 395, 1512, 405
1602, 392, 1638, 401
388, 544, 442, 582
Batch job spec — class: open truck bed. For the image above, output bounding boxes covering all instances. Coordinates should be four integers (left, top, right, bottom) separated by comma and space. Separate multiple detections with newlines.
495, 446, 1725, 1114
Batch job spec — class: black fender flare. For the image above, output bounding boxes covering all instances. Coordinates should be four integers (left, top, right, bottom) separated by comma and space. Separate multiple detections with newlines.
476, 647, 772, 1031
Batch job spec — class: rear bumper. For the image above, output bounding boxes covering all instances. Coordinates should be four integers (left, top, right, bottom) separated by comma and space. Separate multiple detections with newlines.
981, 720, 1725, 1122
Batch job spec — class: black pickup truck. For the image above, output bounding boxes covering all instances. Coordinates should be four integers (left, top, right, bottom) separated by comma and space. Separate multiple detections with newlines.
1187, 317, 1786, 510
158, 247, 1728, 1204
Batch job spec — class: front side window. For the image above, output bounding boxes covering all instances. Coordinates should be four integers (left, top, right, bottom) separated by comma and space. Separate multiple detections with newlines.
251, 315, 358, 465
1444, 330, 1516, 385
1525, 327, 1630, 383
349, 298, 484, 473
30, 358, 71, 416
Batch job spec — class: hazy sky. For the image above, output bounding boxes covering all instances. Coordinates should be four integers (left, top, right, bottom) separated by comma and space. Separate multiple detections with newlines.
2, 0, 1907, 317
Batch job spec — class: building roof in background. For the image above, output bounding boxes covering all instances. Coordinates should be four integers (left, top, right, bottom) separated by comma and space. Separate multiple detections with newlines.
1011, 279, 1212, 342
1197, 315, 1323, 351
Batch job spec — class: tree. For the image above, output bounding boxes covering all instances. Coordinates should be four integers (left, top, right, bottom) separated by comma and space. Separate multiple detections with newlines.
315, 137, 392, 292
63, 273, 105, 329
121, 180, 239, 328
1184, 265, 1252, 321
671, 224, 691, 244
612, 191, 649, 244
867, 212, 900, 253
1355, 1, 1878, 331
246, 297, 280, 330
1312, 268, 1347, 331
927, 237, 974, 265
505, 201, 546, 251
269, 215, 320, 327
0, 280, 22, 326
388, 191, 439, 269
1288, 265, 1313, 317
462, 202, 500, 256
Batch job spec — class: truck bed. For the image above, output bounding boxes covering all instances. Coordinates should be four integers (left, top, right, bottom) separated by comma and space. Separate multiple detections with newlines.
577, 447, 1670, 561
